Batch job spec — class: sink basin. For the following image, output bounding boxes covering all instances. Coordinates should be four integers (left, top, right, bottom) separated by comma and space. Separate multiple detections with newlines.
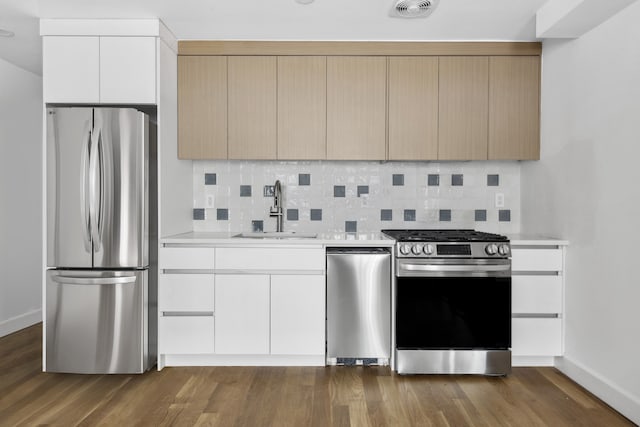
233, 231, 318, 239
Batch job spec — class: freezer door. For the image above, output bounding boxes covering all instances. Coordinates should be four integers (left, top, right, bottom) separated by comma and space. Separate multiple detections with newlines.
92, 108, 148, 268
45, 269, 149, 374
47, 108, 94, 268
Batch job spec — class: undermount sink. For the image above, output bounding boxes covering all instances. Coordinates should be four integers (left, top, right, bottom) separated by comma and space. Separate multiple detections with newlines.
233, 231, 318, 239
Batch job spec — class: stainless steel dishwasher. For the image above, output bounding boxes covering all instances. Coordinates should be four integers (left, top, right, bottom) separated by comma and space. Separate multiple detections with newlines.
326, 248, 391, 363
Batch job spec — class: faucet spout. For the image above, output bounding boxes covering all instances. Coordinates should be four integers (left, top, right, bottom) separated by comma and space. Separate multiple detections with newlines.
269, 180, 284, 232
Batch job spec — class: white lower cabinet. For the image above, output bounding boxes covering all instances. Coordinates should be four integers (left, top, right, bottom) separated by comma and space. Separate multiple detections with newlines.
511, 243, 567, 365
214, 274, 270, 354
160, 316, 215, 354
158, 244, 327, 367
271, 275, 325, 355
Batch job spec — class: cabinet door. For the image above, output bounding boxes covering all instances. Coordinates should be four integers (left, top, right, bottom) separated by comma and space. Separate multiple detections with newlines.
327, 57, 387, 160
271, 275, 325, 355
178, 56, 228, 159
489, 56, 540, 160
215, 274, 270, 354
388, 57, 439, 160
438, 57, 488, 160
228, 56, 277, 159
277, 56, 327, 160
99, 37, 156, 104
43, 37, 99, 103
160, 316, 215, 354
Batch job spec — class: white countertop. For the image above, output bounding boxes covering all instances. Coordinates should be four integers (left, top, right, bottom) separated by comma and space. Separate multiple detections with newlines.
161, 231, 396, 247
508, 234, 569, 246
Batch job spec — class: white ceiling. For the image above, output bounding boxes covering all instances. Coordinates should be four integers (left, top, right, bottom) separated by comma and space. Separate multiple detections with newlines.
0, 0, 548, 75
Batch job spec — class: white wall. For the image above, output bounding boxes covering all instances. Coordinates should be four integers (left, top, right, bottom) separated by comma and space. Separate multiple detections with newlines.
0, 58, 43, 336
521, 2, 640, 423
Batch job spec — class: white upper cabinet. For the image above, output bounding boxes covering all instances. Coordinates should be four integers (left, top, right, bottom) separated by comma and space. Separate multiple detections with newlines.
43, 37, 100, 103
43, 36, 156, 104
100, 37, 156, 104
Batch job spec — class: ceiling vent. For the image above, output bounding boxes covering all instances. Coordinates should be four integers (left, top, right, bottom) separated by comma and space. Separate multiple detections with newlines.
390, 0, 439, 19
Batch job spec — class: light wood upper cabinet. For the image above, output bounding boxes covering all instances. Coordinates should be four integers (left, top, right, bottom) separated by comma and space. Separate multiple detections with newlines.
178, 56, 228, 159
326, 57, 387, 160
388, 57, 439, 160
228, 56, 277, 160
438, 57, 489, 160
489, 56, 540, 160
277, 56, 327, 160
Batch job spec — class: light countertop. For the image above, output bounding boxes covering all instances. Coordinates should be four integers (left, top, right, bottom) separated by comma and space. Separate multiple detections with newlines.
161, 231, 396, 247
508, 234, 569, 246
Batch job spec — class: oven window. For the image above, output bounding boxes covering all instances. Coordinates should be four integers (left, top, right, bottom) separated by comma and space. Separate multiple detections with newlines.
396, 277, 511, 350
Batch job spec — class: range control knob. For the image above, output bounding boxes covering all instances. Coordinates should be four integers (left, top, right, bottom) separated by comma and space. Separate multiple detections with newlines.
498, 244, 511, 256
411, 244, 423, 255
423, 244, 435, 255
485, 244, 498, 255
399, 244, 411, 255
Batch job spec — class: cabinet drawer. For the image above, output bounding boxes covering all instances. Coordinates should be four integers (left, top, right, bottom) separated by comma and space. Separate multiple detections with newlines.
159, 274, 214, 311
159, 316, 214, 354
216, 248, 324, 271
511, 248, 563, 271
160, 247, 215, 270
512, 275, 562, 314
512, 318, 562, 356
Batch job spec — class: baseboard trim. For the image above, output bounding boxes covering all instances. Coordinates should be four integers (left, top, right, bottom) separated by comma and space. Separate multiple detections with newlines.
0, 309, 42, 337
512, 356, 555, 367
555, 356, 640, 425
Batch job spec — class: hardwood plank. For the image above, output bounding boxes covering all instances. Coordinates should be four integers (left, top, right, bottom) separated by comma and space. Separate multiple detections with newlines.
0, 324, 634, 427
178, 41, 542, 57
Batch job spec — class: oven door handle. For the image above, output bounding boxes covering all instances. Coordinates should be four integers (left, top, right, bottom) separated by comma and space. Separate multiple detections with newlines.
399, 263, 511, 273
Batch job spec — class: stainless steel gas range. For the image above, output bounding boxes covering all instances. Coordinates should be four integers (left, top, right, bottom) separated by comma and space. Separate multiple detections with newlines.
381, 229, 512, 376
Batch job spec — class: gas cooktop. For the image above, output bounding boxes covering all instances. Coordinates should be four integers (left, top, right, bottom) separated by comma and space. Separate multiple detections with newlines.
381, 229, 510, 258
381, 229, 508, 242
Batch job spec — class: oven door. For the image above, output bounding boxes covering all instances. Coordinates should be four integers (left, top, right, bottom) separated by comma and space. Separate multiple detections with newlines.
396, 259, 511, 350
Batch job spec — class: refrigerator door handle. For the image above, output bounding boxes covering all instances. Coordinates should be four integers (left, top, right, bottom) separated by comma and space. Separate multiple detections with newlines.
50, 275, 137, 285
80, 121, 92, 253
89, 127, 103, 252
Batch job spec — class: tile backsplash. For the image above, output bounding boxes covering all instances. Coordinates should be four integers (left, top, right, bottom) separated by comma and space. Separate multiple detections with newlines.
192, 161, 520, 234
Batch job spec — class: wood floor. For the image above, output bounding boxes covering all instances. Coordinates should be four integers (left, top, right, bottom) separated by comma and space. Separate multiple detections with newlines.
0, 325, 634, 427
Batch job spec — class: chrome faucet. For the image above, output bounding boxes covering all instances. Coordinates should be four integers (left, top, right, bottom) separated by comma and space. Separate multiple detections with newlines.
269, 180, 284, 232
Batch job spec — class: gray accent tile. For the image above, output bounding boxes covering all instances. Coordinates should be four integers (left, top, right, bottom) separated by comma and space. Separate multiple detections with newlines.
475, 209, 487, 222
392, 174, 404, 186
499, 209, 511, 222
193, 208, 205, 220
451, 174, 464, 186
334, 185, 346, 197
298, 174, 311, 186
487, 174, 500, 186
439, 209, 452, 222
345, 221, 357, 233
204, 173, 216, 185
287, 209, 299, 221
217, 208, 228, 220
263, 185, 275, 197
404, 209, 416, 221
310, 209, 322, 221
240, 185, 252, 197
428, 174, 440, 186
357, 185, 369, 197
380, 209, 393, 221
252, 220, 264, 232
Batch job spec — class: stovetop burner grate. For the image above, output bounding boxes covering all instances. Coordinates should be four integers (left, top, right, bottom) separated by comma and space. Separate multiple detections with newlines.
381, 229, 509, 242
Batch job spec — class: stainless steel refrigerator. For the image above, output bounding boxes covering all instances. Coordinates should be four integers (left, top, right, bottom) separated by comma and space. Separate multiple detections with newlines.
45, 107, 157, 374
